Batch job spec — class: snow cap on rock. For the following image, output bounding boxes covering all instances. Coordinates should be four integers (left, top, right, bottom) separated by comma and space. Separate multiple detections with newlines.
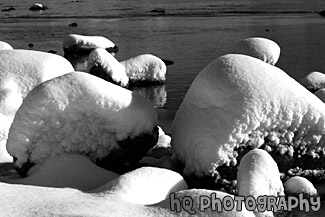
91, 166, 187, 205
86, 48, 129, 87
284, 176, 317, 196
6, 72, 158, 169
172, 54, 325, 176
0, 41, 13, 50
300, 71, 325, 92
234, 37, 280, 65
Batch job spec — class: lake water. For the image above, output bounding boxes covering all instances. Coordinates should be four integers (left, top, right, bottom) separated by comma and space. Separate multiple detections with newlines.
2, 1, 325, 215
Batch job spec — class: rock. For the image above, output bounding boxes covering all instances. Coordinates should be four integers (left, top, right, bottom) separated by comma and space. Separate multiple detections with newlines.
121, 54, 167, 86
6, 72, 158, 176
319, 10, 325, 17
0, 41, 13, 50
29, 3, 48, 11
300, 71, 325, 93
315, 88, 325, 102
284, 176, 317, 197
171, 54, 325, 176
62, 34, 119, 56
90, 167, 187, 205
68, 22, 78, 27
47, 50, 57, 54
2, 7, 15, 12
234, 37, 281, 65
86, 48, 129, 87
28, 43, 34, 48
0, 50, 74, 162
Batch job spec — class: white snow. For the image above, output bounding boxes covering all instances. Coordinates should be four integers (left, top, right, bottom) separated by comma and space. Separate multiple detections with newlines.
171, 54, 325, 176
2, 154, 119, 191
284, 176, 317, 196
233, 37, 281, 65
86, 48, 129, 87
315, 88, 325, 102
6, 72, 158, 168
62, 34, 116, 50
90, 166, 187, 205
300, 71, 325, 91
0, 41, 13, 50
120, 54, 166, 83
237, 149, 284, 198
0, 50, 74, 162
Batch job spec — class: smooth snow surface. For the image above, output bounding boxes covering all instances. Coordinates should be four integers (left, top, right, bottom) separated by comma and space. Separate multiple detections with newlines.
234, 37, 280, 65
121, 54, 166, 83
62, 34, 115, 50
237, 149, 284, 198
3, 154, 119, 191
284, 176, 317, 196
0, 50, 74, 162
86, 48, 129, 87
300, 71, 325, 92
172, 54, 325, 176
6, 72, 157, 168
0, 41, 13, 50
90, 166, 187, 205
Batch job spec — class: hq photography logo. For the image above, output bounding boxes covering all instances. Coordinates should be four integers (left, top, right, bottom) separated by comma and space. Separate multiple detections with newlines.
169, 192, 321, 215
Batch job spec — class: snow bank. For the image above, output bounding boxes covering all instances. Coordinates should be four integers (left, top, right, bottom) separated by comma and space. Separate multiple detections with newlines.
300, 71, 325, 92
6, 72, 158, 170
315, 88, 325, 102
62, 34, 118, 55
234, 37, 280, 65
90, 166, 187, 205
121, 54, 166, 85
0, 50, 74, 162
3, 154, 119, 191
237, 149, 284, 198
172, 54, 325, 176
154, 189, 255, 217
86, 48, 129, 87
0, 41, 13, 50
284, 176, 317, 196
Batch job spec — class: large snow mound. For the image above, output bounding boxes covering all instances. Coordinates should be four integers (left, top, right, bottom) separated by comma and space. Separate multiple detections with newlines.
0, 50, 74, 161
234, 37, 281, 65
171, 54, 325, 176
6, 72, 158, 168
300, 71, 325, 92
120, 54, 166, 85
91, 166, 187, 205
86, 48, 129, 87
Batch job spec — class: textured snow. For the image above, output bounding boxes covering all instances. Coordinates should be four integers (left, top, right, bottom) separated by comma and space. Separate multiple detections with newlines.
6, 72, 158, 168
234, 37, 281, 65
300, 71, 325, 92
237, 149, 284, 198
315, 88, 325, 102
0, 41, 13, 50
62, 34, 115, 50
284, 176, 317, 196
172, 54, 325, 176
86, 48, 129, 87
120, 54, 166, 83
91, 166, 187, 205
2, 154, 119, 191
0, 50, 74, 162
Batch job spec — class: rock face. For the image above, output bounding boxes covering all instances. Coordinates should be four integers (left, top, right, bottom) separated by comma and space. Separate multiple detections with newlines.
121, 54, 167, 86
0, 50, 74, 162
284, 176, 317, 196
62, 34, 118, 55
315, 88, 325, 102
171, 54, 325, 176
86, 48, 129, 87
6, 72, 158, 175
91, 167, 187, 205
300, 71, 325, 93
234, 37, 281, 65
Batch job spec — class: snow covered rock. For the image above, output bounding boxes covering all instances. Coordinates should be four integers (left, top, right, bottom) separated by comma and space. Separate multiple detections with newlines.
237, 149, 284, 198
0, 41, 13, 50
62, 34, 119, 55
86, 48, 129, 87
3, 154, 119, 191
120, 54, 166, 86
154, 189, 255, 217
171, 54, 325, 176
0, 50, 74, 162
90, 167, 187, 205
300, 71, 325, 92
29, 3, 48, 11
284, 176, 317, 196
315, 88, 325, 102
6, 72, 158, 176
234, 37, 280, 65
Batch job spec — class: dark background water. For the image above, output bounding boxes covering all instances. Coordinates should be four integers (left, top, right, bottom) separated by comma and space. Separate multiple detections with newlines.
1, 0, 325, 110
